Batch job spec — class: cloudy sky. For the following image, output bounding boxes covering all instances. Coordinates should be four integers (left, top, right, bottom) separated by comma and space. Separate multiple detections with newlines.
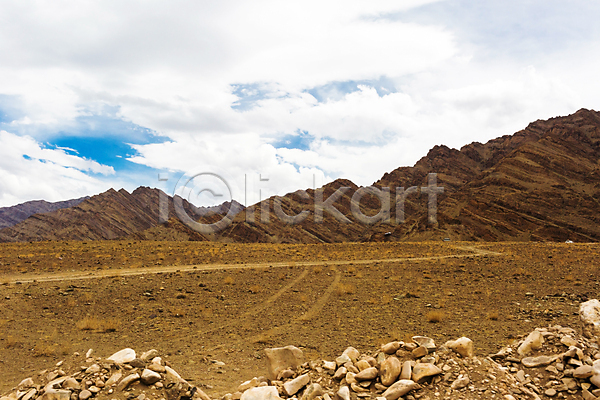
0, 0, 599, 207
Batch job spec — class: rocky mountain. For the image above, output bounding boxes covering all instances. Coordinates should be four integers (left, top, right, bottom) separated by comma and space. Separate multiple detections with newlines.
0, 197, 88, 229
0, 188, 243, 243
1, 108, 599, 243
207, 108, 600, 243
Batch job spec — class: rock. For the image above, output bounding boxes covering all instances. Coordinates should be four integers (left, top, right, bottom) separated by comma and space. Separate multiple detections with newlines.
411, 346, 428, 358
333, 367, 347, 380
355, 367, 378, 381
301, 383, 323, 400
336, 386, 350, 400
521, 355, 556, 368
40, 390, 71, 400
450, 374, 469, 390
342, 347, 360, 362
165, 366, 186, 383
445, 337, 474, 358
141, 369, 162, 385
335, 354, 352, 366
580, 299, 600, 339
21, 389, 36, 400
323, 361, 337, 371
400, 361, 412, 380
129, 358, 146, 368
238, 377, 259, 392
148, 363, 166, 373
140, 349, 159, 361
85, 364, 100, 374
411, 363, 442, 383
517, 330, 544, 356
61, 378, 80, 390
544, 388, 557, 397
411, 336, 435, 351
240, 386, 281, 400
116, 373, 140, 391
18, 378, 34, 389
380, 356, 402, 386
381, 342, 401, 355
78, 390, 92, 400
381, 380, 419, 400
283, 374, 309, 396
574, 365, 594, 379
356, 359, 371, 371
107, 348, 136, 364
105, 371, 122, 387
583, 389, 597, 400
560, 336, 578, 347
264, 346, 304, 381
345, 372, 357, 385
590, 372, 600, 388
350, 382, 369, 393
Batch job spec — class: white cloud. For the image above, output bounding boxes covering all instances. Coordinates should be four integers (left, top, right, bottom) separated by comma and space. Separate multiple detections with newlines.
0, 1, 599, 206
0, 130, 114, 206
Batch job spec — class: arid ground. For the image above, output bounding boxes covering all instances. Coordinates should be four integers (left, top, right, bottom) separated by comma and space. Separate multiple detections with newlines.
0, 241, 598, 396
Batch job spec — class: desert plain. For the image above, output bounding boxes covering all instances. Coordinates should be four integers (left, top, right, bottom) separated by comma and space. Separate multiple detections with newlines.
0, 240, 598, 396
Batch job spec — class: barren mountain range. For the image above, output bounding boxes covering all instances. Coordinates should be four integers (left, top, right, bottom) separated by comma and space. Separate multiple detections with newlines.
1, 108, 599, 243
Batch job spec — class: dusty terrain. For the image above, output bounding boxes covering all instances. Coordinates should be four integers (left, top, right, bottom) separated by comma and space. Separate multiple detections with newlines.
0, 241, 598, 396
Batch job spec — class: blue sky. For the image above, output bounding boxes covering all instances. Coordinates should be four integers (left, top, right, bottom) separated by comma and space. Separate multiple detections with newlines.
0, 0, 598, 207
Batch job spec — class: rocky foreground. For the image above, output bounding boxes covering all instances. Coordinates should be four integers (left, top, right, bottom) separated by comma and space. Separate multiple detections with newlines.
3, 300, 600, 400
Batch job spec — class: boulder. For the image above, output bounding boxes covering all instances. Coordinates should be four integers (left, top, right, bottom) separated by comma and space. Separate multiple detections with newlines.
380, 356, 402, 386
445, 337, 474, 358
517, 330, 544, 356
240, 386, 281, 400
411, 363, 442, 383
107, 348, 136, 364
580, 299, 600, 339
381, 380, 419, 400
264, 346, 304, 381
283, 374, 309, 396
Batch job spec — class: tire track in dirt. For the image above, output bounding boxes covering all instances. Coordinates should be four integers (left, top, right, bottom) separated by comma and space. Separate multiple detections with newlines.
204, 266, 342, 352
0, 245, 502, 285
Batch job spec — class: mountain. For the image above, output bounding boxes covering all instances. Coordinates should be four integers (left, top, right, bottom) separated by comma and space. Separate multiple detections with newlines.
1, 108, 599, 243
208, 108, 600, 243
0, 188, 243, 243
0, 197, 89, 229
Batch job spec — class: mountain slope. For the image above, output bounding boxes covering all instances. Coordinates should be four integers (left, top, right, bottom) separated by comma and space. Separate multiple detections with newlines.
0, 197, 89, 229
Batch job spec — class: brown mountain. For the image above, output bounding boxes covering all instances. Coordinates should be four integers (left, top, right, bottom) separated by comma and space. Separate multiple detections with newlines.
1, 108, 599, 243
0, 197, 88, 229
203, 108, 600, 243
0, 188, 244, 242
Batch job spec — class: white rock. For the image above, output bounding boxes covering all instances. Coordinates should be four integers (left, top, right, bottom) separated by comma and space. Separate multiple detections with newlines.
323, 361, 337, 371
381, 342, 401, 355
411, 336, 436, 351
141, 369, 161, 385
165, 366, 187, 383
40, 389, 71, 400
336, 386, 350, 400
240, 386, 281, 400
85, 349, 93, 359
399, 361, 412, 380
116, 373, 140, 391
381, 380, 419, 400
78, 390, 92, 400
342, 347, 360, 362
517, 330, 544, 356
18, 378, 34, 389
105, 371, 122, 387
333, 366, 347, 380
450, 374, 470, 390
264, 346, 304, 381
283, 374, 309, 396
107, 348, 136, 364
238, 377, 260, 392
521, 355, 556, 368
580, 299, 600, 339
445, 337, 474, 358
301, 383, 323, 400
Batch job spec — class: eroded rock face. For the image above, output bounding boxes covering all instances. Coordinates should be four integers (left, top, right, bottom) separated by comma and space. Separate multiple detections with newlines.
580, 299, 600, 339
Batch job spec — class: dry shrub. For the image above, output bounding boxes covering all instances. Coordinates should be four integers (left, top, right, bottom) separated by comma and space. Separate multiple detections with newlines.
488, 311, 499, 321
336, 283, 356, 295
426, 311, 444, 323
313, 266, 323, 274
249, 285, 261, 294
299, 294, 308, 302
223, 276, 234, 285
4, 336, 21, 349
76, 316, 119, 332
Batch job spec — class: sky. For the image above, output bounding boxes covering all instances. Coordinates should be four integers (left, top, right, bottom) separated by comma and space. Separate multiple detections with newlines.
0, 0, 599, 207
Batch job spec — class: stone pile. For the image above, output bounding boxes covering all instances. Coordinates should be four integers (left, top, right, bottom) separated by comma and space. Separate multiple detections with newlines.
1, 348, 210, 400
3, 299, 600, 400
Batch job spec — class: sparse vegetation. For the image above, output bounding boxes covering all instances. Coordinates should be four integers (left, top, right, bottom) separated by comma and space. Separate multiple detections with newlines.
76, 316, 119, 332
336, 283, 356, 295
426, 311, 444, 323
